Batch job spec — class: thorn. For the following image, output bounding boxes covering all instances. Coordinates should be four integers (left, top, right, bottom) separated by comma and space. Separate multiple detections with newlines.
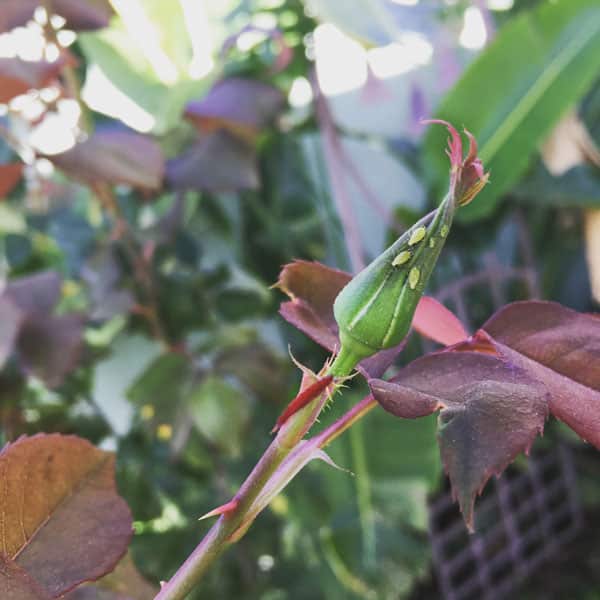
199, 498, 239, 521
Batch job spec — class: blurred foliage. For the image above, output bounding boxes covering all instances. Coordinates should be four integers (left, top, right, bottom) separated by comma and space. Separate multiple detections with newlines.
0, 0, 599, 598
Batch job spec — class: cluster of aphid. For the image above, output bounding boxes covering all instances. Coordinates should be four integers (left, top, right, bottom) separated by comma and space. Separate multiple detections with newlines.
391, 220, 450, 291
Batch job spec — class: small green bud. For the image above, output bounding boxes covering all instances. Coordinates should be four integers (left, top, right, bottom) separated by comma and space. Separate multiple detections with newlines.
330, 121, 489, 374
333, 195, 455, 365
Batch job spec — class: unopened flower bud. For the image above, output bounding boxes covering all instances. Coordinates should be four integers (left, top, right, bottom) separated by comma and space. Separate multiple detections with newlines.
330, 122, 488, 374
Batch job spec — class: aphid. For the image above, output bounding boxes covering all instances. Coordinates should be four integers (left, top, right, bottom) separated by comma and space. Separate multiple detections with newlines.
392, 251, 411, 266
408, 226, 427, 246
440, 224, 449, 238
409, 267, 420, 289
271, 375, 335, 433
429, 238, 435, 248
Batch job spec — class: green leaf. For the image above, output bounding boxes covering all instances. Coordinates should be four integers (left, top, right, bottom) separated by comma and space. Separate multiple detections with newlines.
93, 335, 162, 436
514, 162, 600, 208
79, 3, 204, 134
188, 375, 251, 457
424, 0, 600, 221
127, 352, 192, 425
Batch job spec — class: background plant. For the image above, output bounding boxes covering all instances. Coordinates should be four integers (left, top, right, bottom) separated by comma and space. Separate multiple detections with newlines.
0, 1, 599, 599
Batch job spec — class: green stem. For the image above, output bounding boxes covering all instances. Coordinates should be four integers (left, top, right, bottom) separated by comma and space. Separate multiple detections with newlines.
328, 345, 362, 378
155, 351, 361, 600
320, 527, 376, 600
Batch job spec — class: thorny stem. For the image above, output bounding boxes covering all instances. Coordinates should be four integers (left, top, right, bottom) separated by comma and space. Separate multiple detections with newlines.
155, 359, 380, 600
156, 71, 406, 600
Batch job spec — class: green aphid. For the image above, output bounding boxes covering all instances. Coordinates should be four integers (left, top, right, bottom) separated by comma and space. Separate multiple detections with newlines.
408, 267, 420, 290
392, 251, 411, 266
408, 227, 426, 246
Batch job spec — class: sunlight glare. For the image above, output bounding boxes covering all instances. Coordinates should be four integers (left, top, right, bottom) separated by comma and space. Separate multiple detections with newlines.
314, 24, 367, 96
289, 76, 313, 107
459, 7, 487, 50
110, 0, 179, 85
368, 34, 433, 79
82, 64, 156, 132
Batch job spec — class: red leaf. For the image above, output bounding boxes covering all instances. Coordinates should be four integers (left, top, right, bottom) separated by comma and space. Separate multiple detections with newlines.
480, 301, 600, 448
5, 271, 62, 314
2, 271, 85, 387
369, 351, 548, 530
0, 434, 132, 598
276, 260, 464, 377
166, 131, 259, 192
0, 1, 38, 33
17, 313, 85, 388
412, 295, 468, 346
0, 0, 112, 33
51, 0, 113, 31
65, 553, 157, 600
0, 57, 69, 103
0, 163, 23, 198
0, 555, 52, 599
185, 78, 285, 142
276, 260, 350, 351
52, 129, 164, 190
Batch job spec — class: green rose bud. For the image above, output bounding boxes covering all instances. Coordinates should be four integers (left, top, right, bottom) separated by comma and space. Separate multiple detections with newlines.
330, 122, 488, 376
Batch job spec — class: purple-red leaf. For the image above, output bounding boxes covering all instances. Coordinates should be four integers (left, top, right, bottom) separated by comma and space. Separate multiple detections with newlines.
0, 298, 23, 369
412, 295, 468, 346
0, 434, 132, 598
479, 301, 600, 448
276, 260, 467, 377
50, 0, 113, 30
370, 351, 548, 530
0, 555, 53, 599
17, 313, 85, 388
65, 553, 157, 600
0, 56, 70, 103
51, 129, 164, 190
185, 77, 285, 142
277, 260, 350, 352
5, 271, 62, 314
1, 271, 85, 387
0, 0, 112, 33
166, 131, 259, 192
